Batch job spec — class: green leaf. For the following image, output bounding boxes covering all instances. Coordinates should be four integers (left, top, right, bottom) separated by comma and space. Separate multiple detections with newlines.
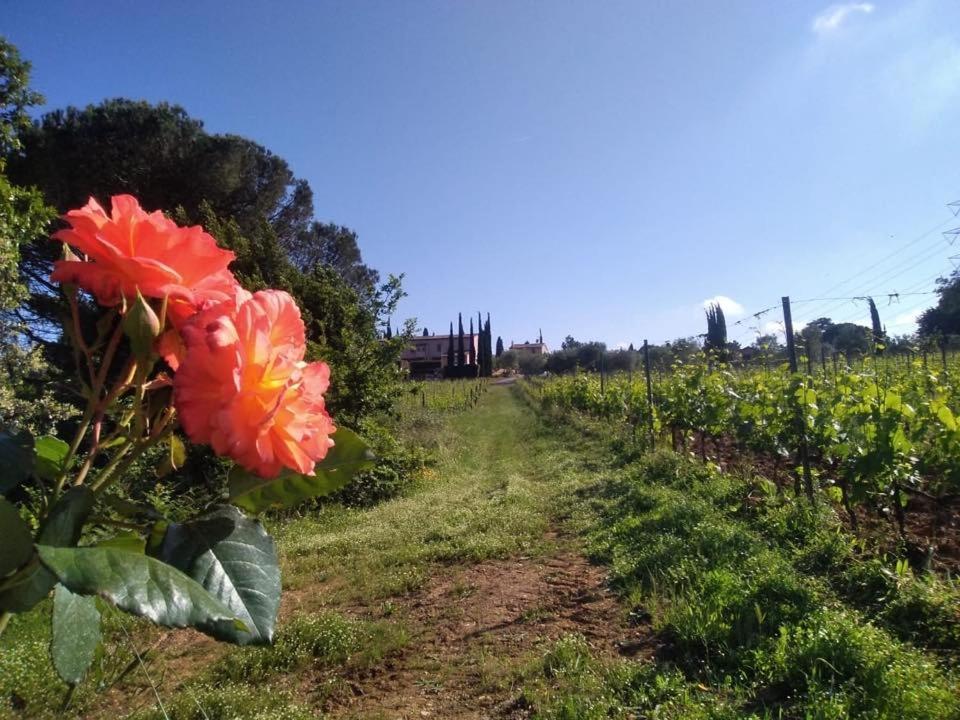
96, 532, 146, 553
102, 493, 161, 520
39, 487, 95, 547
156, 434, 187, 478
0, 487, 97, 613
0, 429, 33, 494
228, 427, 375, 513
51, 584, 100, 685
34, 435, 70, 482
151, 505, 280, 645
935, 403, 957, 432
37, 546, 245, 639
0, 556, 55, 612
0, 497, 34, 577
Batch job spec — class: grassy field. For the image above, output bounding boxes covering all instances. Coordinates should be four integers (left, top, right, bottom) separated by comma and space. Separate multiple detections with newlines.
2, 382, 958, 719
1, 383, 609, 718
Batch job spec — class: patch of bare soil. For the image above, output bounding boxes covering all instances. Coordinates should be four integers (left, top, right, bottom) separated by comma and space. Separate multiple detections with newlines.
321, 539, 656, 720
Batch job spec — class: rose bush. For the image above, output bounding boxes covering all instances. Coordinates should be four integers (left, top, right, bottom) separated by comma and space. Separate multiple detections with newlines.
0, 195, 373, 686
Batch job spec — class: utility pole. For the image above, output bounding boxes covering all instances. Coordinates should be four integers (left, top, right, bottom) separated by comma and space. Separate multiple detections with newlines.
643, 339, 655, 449
783, 296, 814, 503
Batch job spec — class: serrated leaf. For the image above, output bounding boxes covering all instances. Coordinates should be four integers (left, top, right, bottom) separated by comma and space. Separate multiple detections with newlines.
34, 436, 70, 482
0, 429, 34, 494
150, 505, 279, 645
37, 546, 245, 639
51, 584, 100, 685
0, 497, 34, 577
228, 428, 375, 513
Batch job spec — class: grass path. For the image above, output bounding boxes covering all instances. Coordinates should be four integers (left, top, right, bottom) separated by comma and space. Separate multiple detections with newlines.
78, 383, 633, 719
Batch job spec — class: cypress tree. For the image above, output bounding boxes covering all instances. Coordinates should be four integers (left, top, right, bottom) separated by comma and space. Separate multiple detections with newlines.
705, 303, 727, 361
868, 297, 885, 355
422, 328, 429, 336
484, 314, 493, 376
446, 322, 455, 371
468, 317, 476, 365
385, 319, 392, 339
496, 336, 504, 357
476, 312, 483, 373
457, 313, 465, 366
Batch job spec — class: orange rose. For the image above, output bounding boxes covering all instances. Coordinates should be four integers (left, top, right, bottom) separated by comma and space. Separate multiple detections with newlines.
173, 289, 336, 477
52, 195, 239, 327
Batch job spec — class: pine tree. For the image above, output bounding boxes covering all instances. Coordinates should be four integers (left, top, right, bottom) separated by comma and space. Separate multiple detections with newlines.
705, 303, 727, 361
447, 322, 455, 371
496, 336, 504, 357
457, 313, 465, 366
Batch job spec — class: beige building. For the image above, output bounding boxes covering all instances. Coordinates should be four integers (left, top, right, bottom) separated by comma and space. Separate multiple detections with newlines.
510, 341, 549, 356
401, 334, 479, 377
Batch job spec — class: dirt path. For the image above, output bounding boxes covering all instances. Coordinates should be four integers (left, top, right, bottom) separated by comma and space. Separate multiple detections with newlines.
72, 385, 646, 719
324, 534, 654, 719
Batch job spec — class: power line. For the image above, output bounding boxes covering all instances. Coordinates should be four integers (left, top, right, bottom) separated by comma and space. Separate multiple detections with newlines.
829, 282, 941, 326
796, 216, 953, 302
791, 245, 952, 325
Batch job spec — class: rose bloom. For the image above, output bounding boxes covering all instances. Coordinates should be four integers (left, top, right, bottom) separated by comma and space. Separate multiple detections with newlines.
173, 289, 336, 477
52, 194, 239, 327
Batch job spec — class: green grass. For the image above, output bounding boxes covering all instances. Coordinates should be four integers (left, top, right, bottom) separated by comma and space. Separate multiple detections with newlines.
519, 634, 740, 720
1, 385, 606, 718
577, 449, 960, 720
275, 385, 605, 602
9, 384, 957, 720
126, 682, 320, 720
207, 612, 408, 684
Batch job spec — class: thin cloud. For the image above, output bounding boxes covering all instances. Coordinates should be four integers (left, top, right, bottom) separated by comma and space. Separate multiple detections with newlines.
812, 2, 875, 35
702, 295, 745, 318
762, 320, 785, 337
890, 307, 926, 327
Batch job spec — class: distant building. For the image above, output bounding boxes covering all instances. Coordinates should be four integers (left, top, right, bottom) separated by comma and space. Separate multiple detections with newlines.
510, 341, 549, 356
401, 333, 479, 377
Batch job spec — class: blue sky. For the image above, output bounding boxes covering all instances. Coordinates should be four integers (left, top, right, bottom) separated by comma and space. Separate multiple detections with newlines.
5, 1, 960, 348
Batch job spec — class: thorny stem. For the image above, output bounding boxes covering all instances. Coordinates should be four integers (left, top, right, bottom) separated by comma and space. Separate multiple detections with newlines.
53, 320, 126, 499
67, 289, 96, 389
72, 359, 139, 488
90, 409, 174, 495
